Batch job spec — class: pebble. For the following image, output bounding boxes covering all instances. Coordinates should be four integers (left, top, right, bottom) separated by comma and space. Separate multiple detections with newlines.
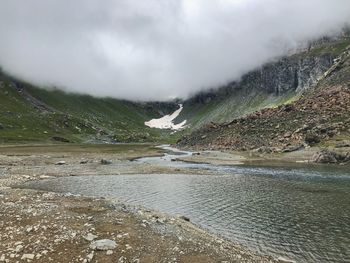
84, 233, 98, 242
86, 252, 94, 263
125, 244, 132, 250
15, 244, 24, 253
118, 256, 127, 263
106, 250, 113, 255
278, 256, 296, 263
55, 161, 66, 165
21, 254, 35, 260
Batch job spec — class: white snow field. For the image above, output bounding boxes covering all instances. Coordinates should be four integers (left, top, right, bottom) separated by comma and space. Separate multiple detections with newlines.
145, 104, 187, 131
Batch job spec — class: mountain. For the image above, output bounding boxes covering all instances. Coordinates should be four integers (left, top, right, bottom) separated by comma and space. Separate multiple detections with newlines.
175, 36, 350, 130
178, 37, 350, 152
0, 34, 349, 146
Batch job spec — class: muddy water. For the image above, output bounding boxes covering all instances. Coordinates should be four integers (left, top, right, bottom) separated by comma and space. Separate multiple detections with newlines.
22, 146, 350, 262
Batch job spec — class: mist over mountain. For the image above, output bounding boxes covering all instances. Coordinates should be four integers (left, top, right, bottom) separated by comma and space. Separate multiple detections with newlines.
0, 0, 349, 101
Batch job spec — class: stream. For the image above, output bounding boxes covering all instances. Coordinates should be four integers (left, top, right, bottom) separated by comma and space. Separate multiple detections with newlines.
21, 146, 350, 262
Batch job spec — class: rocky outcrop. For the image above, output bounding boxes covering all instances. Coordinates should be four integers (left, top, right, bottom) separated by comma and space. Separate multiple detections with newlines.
184, 51, 335, 107
178, 40, 350, 153
178, 39, 350, 129
312, 149, 350, 164
233, 53, 334, 95
178, 49, 350, 153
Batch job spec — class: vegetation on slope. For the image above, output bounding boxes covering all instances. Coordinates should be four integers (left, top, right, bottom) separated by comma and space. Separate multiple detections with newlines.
0, 73, 179, 144
1, 37, 349, 145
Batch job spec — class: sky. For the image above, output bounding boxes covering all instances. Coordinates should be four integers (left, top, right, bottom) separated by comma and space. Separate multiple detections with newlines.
0, 0, 349, 101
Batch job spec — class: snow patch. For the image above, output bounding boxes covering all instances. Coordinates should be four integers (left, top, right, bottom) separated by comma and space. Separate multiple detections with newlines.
145, 104, 187, 131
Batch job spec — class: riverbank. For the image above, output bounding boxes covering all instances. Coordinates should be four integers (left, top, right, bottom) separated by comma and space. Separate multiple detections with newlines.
0, 144, 276, 263
176, 145, 350, 168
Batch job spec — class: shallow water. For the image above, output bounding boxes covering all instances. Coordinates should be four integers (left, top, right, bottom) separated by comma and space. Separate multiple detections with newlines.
22, 148, 350, 262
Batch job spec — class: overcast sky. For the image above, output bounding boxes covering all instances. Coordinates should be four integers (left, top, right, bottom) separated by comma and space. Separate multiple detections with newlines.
0, 0, 349, 101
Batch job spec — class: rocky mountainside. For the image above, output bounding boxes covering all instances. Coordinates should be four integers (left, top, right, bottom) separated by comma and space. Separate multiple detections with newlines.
178, 43, 350, 154
175, 37, 350, 129
0, 72, 178, 144
0, 34, 349, 145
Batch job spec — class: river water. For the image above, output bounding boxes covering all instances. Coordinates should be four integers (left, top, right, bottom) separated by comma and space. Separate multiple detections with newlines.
21, 146, 350, 262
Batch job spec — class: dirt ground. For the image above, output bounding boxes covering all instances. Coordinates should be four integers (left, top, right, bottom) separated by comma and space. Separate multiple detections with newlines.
0, 144, 276, 263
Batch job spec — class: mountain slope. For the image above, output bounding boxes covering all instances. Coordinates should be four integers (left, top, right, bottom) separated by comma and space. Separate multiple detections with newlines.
175, 37, 350, 130
1, 36, 349, 145
0, 73, 179, 144
178, 44, 350, 152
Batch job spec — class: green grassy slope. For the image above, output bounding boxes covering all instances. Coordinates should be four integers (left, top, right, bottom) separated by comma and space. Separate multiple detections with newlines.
0, 73, 179, 144
178, 89, 299, 130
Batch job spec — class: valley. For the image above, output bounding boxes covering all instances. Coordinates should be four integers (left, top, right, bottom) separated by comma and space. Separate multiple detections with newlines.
1, 31, 350, 263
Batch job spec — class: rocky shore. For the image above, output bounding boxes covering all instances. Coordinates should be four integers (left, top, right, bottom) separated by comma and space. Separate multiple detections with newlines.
0, 144, 277, 263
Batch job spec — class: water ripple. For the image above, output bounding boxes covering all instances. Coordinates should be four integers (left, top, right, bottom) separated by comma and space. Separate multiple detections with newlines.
22, 169, 350, 263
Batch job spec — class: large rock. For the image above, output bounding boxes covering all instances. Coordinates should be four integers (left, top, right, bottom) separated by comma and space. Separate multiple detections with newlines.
90, 239, 117, 251
335, 140, 350, 148
305, 132, 321, 145
312, 149, 350, 164
100, 159, 112, 165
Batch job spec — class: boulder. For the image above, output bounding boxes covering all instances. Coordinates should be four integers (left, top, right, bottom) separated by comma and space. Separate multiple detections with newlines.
312, 149, 350, 164
305, 132, 321, 145
90, 239, 117, 251
335, 140, 350, 148
100, 159, 112, 165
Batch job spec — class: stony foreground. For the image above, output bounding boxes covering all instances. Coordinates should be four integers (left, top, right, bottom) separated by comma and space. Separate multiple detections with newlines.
0, 145, 277, 263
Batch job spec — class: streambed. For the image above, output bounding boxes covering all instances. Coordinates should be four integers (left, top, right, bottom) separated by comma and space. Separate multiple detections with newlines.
21, 147, 350, 262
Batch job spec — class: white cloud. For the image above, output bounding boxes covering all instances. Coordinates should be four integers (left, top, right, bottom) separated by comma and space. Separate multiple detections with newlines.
0, 0, 349, 101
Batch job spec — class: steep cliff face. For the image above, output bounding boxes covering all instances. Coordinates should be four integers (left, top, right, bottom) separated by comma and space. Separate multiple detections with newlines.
177, 38, 350, 129
244, 54, 333, 94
